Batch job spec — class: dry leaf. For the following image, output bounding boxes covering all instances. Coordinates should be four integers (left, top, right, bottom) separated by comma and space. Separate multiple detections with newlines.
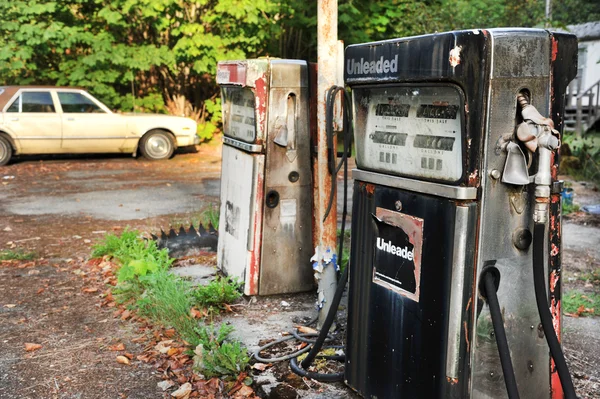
234, 385, 255, 397
109, 343, 125, 351
121, 310, 131, 320
251, 363, 271, 371
116, 355, 130, 365
124, 352, 134, 360
36, 288, 45, 295
171, 382, 192, 399
24, 343, 42, 352
155, 340, 174, 354
296, 326, 318, 334
164, 329, 176, 338
190, 308, 202, 319
82, 287, 99, 293
158, 380, 175, 391
4, 304, 17, 308
167, 347, 180, 357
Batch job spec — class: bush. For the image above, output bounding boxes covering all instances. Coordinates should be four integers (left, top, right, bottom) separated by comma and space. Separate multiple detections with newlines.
193, 323, 249, 378
561, 133, 600, 184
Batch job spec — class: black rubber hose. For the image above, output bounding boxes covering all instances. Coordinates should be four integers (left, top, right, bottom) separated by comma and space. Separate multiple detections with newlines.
483, 271, 520, 399
299, 262, 349, 372
290, 355, 344, 382
532, 222, 577, 399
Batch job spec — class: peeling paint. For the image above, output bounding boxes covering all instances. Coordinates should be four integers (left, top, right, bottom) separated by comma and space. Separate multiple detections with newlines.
449, 46, 462, 67
468, 169, 478, 186
366, 183, 375, 195
463, 321, 470, 352
447, 377, 459, 385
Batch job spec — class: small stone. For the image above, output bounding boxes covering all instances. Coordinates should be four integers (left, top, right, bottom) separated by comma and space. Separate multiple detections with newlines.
158, 380, 174, 391
281, 301, 290, 307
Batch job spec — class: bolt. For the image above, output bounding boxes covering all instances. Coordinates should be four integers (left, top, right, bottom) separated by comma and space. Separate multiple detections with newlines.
490, 169, 501, 180
395, 200, 402, 211
528, 360, 534, 372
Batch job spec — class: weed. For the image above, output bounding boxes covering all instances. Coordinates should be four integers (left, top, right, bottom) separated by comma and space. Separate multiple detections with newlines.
581, 268, 600, 286
563, 290, 600, 317
337, 229, 351, 274
193, 323, 249, 378
135, 270, 199, 344
91, 229, 139, 258
200, 203, 220, 230
192, 276, 241, 310
0, 249, 35, 261
562, 132, 600, 185
562, 202, 580, 215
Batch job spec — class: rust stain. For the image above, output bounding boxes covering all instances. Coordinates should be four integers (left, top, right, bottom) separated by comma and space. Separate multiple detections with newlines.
468, 169, 478, 186
551, 37, 559, 62
365, 183, 375, 195
466, 296, 472, 312
549, 270, 559, 293
551, 243, 559, 257
247, 159, 265, 296
447, 377, 459, 385
463, 321, 470, 352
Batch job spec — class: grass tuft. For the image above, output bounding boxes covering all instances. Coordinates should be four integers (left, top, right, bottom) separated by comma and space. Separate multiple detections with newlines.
0, 249, 36, 261
563, 290, 600, 317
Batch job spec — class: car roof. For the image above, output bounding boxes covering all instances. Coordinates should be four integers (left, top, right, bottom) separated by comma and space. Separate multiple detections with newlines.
0, 86, 86, 110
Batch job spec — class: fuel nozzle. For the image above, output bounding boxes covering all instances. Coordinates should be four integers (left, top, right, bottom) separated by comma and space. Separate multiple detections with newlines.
514, 93, 560, 223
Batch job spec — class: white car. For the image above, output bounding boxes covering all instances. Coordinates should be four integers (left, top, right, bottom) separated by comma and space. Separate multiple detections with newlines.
0, 86, 199, 165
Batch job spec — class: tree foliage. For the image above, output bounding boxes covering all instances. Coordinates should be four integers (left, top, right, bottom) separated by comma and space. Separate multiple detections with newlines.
0, 0, 596, 137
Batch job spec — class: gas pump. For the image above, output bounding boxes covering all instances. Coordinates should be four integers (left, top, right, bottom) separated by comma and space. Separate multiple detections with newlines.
343, 29, 578, 398
216, 59, 315, 296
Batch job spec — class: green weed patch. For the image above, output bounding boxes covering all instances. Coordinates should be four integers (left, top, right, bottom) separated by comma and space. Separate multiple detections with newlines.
563, 290, 600, 317
0, 249, 35, 261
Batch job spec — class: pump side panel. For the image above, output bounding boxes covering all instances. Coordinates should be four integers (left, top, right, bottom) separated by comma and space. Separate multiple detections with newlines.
259, 68, 314, 294
217, 145, 263, 295
471, 30, 551, 399
346, 180, 476, 398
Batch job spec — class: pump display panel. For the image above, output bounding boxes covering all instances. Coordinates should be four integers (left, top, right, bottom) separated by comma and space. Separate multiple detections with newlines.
221, 87, 257, 143
353, 85, 464, 182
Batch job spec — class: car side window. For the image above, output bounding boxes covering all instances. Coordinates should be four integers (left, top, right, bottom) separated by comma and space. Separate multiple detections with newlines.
58, 92, 105, 113
21, 92, 56, 113
6, 97, 20, 113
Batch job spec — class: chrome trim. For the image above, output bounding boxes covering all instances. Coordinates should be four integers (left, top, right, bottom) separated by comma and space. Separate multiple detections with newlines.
223, 136, 262, 153
446, 206, 470, 379
352, 169, 478, 200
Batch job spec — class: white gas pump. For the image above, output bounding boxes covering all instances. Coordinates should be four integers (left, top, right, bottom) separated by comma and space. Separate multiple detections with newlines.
216, 59, 315, 296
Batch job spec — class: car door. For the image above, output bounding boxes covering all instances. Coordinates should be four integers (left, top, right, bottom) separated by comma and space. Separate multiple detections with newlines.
3, 90, 62, 153
58, 91, 128, 152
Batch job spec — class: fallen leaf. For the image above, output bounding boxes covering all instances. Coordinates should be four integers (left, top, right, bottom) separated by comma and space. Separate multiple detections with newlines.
251, 363, 271, 371
116, 355, 130, 365
296, 325, 318, 334
155, 340, 174, 354
82, 287, 99, 294
4, 304, 17, 308
24, 343, 42, 352
36, 288, 45, 295
234, 385, 255, 397
167, 347, 180, 357
171, 382, 192, 399
124, 352, 134, 360
164, 329, 176, 338
190, 308, 202, 319
158, 380, 175, 391
121, 310, 131, 320
109, 343, 125, 351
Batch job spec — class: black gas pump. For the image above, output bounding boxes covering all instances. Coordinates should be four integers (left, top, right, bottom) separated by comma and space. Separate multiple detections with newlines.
343, 29, 578, 399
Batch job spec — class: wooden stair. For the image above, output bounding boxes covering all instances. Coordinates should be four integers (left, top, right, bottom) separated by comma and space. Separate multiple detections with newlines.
564, 78, 600, 133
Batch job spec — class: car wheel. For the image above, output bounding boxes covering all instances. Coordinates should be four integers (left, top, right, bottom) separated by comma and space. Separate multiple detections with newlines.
140, 130, 175, 160
0, 136, 12, 166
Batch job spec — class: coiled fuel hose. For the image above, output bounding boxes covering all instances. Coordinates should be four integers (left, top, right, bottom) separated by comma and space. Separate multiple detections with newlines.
253, 86, 352, 382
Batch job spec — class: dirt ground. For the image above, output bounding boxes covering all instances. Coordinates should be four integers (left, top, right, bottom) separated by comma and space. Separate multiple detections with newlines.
1, 144, 599, 398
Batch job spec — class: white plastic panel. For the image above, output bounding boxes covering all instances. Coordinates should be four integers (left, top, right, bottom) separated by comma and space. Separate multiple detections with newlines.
354, 85, 464, 182
221, 87, 257, 143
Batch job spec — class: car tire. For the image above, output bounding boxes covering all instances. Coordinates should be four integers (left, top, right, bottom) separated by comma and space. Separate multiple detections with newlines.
140, 130, 175, 161
0, 135, 12, 166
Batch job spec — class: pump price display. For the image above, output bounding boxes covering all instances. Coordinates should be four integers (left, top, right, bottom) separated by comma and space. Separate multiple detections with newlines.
221, 87, 257, 143
353, 85, 464, 181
